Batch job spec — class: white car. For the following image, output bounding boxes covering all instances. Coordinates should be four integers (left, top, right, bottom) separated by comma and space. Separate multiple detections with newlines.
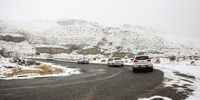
132, 55, 153, 72
107, 57, 124, 67
77, 58, 89, 64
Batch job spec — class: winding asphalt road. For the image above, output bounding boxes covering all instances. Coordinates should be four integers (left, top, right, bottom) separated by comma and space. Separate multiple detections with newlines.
0, 60, 164, 100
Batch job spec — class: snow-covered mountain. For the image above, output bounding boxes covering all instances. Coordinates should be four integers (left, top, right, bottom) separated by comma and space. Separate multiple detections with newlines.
0, 19, 199, 56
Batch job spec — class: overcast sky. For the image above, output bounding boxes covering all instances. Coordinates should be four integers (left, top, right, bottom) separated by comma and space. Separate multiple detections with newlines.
0, 0, 200, 37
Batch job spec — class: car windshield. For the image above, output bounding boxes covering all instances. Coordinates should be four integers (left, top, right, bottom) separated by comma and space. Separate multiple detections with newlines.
135, 56, 149, 60
108, 59, 112, 61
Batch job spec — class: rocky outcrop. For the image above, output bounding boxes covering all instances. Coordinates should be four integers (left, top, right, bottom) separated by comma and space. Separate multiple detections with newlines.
77, 47, 103, 55
36, 47, 68, 54
0, 34, 26, 43
112, 52, 135, 58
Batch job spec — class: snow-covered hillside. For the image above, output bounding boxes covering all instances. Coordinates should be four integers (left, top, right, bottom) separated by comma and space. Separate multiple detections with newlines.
0, 19, 199, 57
0, 20, 104, 46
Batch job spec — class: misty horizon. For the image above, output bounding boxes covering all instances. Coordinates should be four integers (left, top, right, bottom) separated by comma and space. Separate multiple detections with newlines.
0, 0, 200, 38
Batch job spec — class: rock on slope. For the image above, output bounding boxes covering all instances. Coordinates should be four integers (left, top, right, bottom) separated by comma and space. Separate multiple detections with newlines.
0, 25, 35, 57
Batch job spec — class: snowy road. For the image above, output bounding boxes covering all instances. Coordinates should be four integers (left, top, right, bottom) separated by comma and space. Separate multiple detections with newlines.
0, 60, 164, 100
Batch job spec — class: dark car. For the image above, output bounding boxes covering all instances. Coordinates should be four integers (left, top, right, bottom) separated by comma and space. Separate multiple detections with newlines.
77, 58, 89, 64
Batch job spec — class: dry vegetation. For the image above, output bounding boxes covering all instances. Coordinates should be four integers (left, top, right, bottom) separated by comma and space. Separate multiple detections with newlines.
3, 63, 63, 78
36, 64, 63, 75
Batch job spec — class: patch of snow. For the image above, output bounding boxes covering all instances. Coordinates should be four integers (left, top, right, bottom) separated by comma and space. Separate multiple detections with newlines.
34, 44, 63, 48
138, 95, 172, 100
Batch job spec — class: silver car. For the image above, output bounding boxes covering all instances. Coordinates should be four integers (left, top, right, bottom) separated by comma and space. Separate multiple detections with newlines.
107, 57, 124, 67
132, 55, 153, 72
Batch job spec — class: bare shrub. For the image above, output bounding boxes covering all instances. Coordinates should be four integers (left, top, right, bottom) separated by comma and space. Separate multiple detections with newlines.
169, 56, 176, 61
191, 61, 195, 66
155, 58, 161, 64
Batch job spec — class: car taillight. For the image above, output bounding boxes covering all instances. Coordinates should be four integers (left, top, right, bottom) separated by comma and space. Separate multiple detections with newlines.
147, 59, 151, 62
134, 60, 138, 62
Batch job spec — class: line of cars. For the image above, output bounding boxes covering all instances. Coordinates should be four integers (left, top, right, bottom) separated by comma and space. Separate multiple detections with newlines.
77, 55, 153, 73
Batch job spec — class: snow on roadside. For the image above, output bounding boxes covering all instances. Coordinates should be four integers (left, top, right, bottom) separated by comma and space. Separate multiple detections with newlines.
4, 67, 81, 80
154, 58, 200, 100
138, 95, 172, 100
0, 57, 81, 80
138, 58, 200, 100
38, 61, 81, 77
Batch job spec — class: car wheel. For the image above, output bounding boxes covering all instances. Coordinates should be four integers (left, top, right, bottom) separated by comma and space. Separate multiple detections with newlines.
150, 68, 153, 72
133, 68, 137, 73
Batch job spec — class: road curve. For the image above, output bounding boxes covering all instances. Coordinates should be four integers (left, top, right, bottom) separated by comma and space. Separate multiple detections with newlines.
0, 60, 164, 100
